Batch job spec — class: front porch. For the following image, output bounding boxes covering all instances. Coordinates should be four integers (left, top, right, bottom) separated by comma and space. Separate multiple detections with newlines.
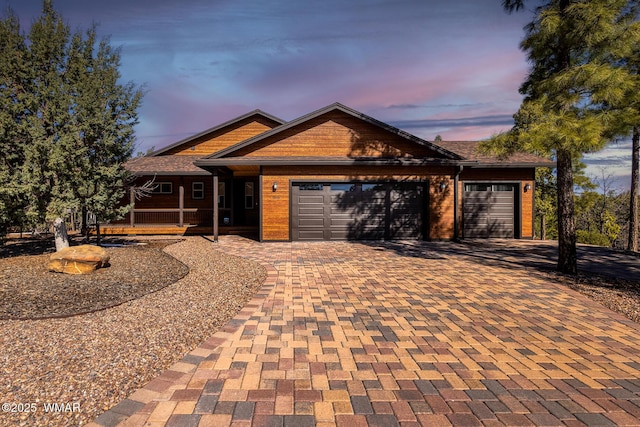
104, 173, 259, 238
97, 223, 258, 237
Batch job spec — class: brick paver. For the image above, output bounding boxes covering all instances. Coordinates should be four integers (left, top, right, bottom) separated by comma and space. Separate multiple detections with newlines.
92, 237, 640, 426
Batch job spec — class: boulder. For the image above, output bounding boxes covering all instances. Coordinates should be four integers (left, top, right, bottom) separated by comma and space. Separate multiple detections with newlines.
48, 245, 110, 275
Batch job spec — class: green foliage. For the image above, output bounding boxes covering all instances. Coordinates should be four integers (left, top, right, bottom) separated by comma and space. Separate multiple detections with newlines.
602, 209, 622, 243
534, 167, 558, 239
0, 9, 30, 233
0, 0, 143, 232
576, 230, 611, 246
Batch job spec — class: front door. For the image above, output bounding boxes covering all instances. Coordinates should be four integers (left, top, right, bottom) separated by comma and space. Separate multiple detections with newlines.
233, 178, 259, 226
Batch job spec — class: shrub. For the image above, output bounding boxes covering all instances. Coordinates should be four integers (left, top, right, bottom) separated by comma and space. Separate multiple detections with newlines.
576, 230, 610, 247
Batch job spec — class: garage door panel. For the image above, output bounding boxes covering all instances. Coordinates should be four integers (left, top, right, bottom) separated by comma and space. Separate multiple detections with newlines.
491, 206, 514, 215
298, 230, 325, 240
298, 195, 324, 204
298, 206, 324, 215
298, 217, 325, 227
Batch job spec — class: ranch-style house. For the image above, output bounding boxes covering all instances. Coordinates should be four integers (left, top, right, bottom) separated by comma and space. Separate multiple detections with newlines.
109, 103, 553, 241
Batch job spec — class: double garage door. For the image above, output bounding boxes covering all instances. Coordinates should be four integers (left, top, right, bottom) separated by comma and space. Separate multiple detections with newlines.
463, 183, 516, 238
291, 182, 424, 241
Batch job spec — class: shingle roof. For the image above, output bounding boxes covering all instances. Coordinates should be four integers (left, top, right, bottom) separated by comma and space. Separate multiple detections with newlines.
126, 142, 555, 175
125, 155, 210, 175
435, 141, 554, 166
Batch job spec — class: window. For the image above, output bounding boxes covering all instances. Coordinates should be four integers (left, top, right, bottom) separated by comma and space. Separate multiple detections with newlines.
192, 182, 204, 200
464, 183, 514, 192
492, 184, 514, 192
152, 182, 173, 194
362, 183, 384, 192
331, 183, 357, 192
465, 184, 489, 192
218, 182, 226, 208
245, 182, 254, 209
299, 183, 323, 191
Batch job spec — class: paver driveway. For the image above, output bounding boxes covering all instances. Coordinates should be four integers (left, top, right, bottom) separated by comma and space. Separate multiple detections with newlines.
95, 237, 640, 427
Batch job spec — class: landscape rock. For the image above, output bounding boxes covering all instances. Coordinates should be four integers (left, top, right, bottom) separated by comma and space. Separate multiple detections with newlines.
48, 245, 111, 274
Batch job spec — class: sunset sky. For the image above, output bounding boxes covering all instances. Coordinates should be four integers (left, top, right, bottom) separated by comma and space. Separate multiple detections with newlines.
5, 0, 633, 189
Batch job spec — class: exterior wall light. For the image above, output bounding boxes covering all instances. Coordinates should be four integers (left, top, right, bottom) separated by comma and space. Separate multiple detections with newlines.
272, 182, 278, 192
439, 181, 447, 192
524, 183, 531, 192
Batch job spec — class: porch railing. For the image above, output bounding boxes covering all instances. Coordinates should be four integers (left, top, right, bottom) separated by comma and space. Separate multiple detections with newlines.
110, 208, 213, 227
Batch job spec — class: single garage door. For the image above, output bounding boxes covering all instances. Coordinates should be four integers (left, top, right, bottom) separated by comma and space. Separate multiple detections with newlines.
291, 182, 424, 241
463, 183, 515, 238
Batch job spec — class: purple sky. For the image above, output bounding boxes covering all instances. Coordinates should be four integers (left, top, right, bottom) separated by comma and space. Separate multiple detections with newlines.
5, 0, 633, 189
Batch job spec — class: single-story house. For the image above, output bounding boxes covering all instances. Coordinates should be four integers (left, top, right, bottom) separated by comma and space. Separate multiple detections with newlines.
116, 102, 554, 241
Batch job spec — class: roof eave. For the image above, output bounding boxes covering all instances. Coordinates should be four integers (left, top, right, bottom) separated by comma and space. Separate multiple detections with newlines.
195, 158, 472, 168
128, 170, 212, 176
467, 162, 556, 168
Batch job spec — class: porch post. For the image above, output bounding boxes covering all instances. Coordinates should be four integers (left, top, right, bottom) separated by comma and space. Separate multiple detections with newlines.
179, 185, 184, 227
213, 172, 219, 242
129, 186, 135, 227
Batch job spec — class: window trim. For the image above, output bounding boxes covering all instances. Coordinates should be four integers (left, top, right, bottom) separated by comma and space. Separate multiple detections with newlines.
245, 182, 254, 209
192, 181, 205, 200
218, 182, 226, 208
152, 182, 173, 194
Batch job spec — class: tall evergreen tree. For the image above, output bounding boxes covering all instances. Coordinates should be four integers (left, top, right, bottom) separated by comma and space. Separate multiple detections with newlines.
484, 0, 634, 274
0, 9, 29, 237
0, 0, 143, 249
617, 5, 640, 253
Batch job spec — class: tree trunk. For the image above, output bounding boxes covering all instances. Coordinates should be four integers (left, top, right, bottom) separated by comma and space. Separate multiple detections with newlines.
541, 214, 547, 240
629, 126, 639, 252
53, 217, 70, 252
556, 149, 577, 274
81, 206, 89, 243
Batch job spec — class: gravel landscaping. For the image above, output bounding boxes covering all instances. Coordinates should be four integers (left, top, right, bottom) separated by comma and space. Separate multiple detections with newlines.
0, 241, 189, 320
0, 236, 266, 426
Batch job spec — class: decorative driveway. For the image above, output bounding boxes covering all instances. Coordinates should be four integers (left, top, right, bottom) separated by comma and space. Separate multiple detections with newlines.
94, 237, 640, 426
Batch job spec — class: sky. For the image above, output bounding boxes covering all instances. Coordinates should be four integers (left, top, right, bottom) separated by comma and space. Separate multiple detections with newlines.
4, 0, 634, 190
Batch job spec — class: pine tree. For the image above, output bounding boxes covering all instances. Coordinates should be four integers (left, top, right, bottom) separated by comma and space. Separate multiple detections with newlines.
0, 0, 143, 249
0, 9, 29, 237
484, 0, 635, 274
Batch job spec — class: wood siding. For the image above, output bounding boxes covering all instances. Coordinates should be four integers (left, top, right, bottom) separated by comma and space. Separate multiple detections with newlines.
236, 111, 444, 158
130, 176, 215, 209
261, 165, 456, 241
163, 118, 277, 156
429, 177, 454, 240
521, 180, 534, 239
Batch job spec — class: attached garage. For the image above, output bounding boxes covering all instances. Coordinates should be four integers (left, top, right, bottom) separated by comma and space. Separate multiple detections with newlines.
463, 183, 517, 238
186, 103, 551, 241
291, 182, 425, 241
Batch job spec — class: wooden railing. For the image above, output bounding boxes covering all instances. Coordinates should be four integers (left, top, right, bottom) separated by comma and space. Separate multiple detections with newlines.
110, 208, 213, 226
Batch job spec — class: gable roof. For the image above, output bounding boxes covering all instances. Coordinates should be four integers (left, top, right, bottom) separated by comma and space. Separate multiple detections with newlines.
127, 103, 554, 175
150, 109, 285, 156
204, 102, 463, 161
